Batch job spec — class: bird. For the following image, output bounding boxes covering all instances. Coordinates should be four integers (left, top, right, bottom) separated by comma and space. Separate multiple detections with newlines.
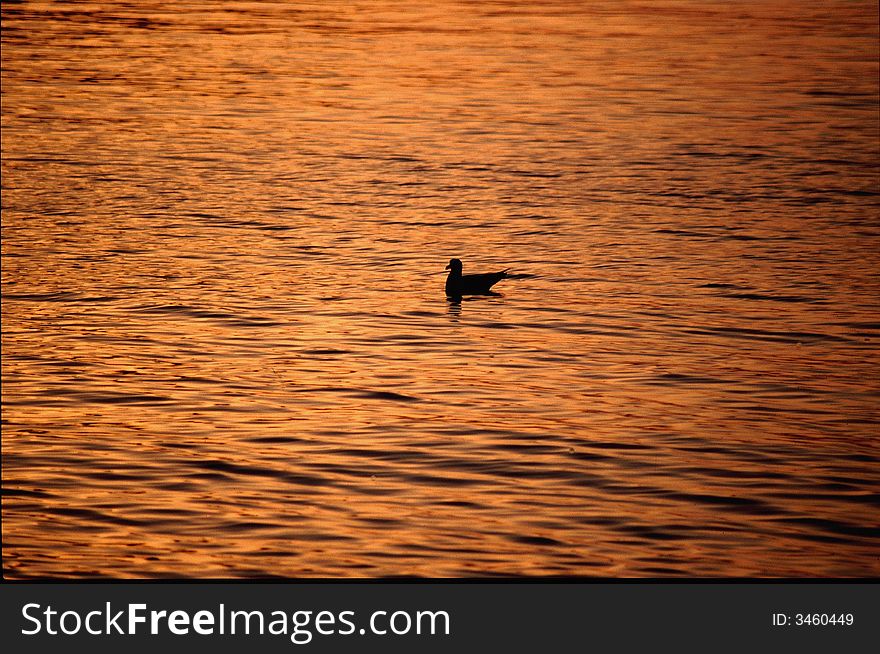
445, 258, 510, 297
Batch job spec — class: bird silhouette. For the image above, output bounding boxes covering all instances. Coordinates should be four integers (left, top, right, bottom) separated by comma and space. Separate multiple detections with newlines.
445, 258, 510, 297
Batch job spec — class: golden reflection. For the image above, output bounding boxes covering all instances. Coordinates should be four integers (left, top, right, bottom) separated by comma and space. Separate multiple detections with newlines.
2, 1, 879, 578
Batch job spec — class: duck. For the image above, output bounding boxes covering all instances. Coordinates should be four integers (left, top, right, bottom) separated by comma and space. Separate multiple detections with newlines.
445, 258, 510, 297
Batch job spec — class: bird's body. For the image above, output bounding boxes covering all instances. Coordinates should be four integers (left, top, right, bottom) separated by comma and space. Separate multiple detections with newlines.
445, 258, 510, 297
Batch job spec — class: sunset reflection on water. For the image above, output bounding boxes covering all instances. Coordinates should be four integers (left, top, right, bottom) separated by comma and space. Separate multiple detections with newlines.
2, 1, 878, 578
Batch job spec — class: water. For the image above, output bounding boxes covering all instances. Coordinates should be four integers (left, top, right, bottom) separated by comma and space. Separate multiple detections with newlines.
2, 1, 878, 578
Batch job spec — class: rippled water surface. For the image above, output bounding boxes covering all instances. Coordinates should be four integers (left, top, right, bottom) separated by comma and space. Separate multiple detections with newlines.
3, 1, 879, 578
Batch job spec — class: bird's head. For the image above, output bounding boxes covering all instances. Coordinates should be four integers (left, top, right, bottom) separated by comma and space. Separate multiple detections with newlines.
445, 258, 463, 272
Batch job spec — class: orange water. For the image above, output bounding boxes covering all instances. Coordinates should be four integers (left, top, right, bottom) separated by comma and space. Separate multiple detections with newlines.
2, 1, 878, 577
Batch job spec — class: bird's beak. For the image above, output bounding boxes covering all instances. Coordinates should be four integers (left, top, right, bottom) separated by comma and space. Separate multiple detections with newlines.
444, 264, 450, 270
